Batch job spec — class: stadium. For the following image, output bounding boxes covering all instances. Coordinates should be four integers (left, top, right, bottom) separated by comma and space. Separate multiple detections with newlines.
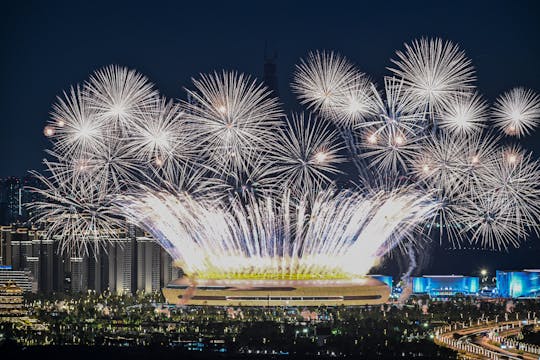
162, 276, 391, 306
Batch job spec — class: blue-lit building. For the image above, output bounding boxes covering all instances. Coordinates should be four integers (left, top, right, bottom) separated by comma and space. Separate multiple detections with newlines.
369, 275, 393, 292
496, 270, 540, 298
412, 275, 479, 297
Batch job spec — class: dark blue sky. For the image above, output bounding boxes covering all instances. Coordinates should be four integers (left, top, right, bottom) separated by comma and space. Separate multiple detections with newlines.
2, 0, 540, 275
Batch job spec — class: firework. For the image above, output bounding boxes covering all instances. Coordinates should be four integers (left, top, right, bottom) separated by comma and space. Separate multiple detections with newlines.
389, 38, 476, 112
31, 37, 540, 266
367, 77, 427, 137
437, 92, 488, 134
270, 113, 344, 197
118, 188, 437, 279
292, 51, 358, 118
457, 193, 523, 250
28, 159, 123, 256
183, 71, 282, 172
326, 74, 377, 127
359, 125, 423, 173
48, 86, 106, 157
479, 148, 540, 238
492, 87, 540, 137
128, 97, 193, 180
216, 155, 280, 199
84, 65, 158, 128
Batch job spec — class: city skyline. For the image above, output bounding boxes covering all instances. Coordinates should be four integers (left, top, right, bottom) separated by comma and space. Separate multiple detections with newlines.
2, 2, 540, 359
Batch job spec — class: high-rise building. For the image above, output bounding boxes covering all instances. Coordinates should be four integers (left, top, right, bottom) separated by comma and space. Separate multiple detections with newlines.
160, 248, 178, 287
87, 247, 109, 293
70, 256, 87, 293
108, 238, 134, 294
52, 240, 67, 293
20, 175, 42, 222
136, 236, 161, 293
0, 177, 22, 225
0, 176, 41, 225
38, 239, 54, 294
0, 226, 12, 266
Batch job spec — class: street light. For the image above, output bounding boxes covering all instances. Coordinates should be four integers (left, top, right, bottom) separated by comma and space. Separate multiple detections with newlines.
480, 269, 487, 277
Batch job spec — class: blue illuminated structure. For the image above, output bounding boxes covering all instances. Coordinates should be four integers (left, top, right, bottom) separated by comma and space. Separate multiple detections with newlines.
496, 270, 540, 298
412, 275, 479, 297
369, 275, 392, 292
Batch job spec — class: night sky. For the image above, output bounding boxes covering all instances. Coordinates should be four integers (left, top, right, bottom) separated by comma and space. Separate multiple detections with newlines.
2, 0, 539, 276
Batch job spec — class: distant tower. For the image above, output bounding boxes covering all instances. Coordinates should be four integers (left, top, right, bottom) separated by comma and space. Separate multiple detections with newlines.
108, 238, 133, 295
263, 43, 279, 97
69, 256, 87, 293
136, 236, 161, 293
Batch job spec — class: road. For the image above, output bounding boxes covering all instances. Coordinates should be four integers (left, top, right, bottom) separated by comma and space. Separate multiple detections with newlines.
435, 320, 540, 360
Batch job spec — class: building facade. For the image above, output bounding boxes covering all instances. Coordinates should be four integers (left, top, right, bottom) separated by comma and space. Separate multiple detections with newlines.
136, 236, 161, 293
496, 269, 540, 298
412, 275, 479, 297
0, 269, 33, 292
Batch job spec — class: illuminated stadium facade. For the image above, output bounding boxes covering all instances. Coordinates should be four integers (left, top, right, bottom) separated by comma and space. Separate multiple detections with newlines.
496, 270, 540, 298
162, 276, 391, 306
369, 275, 393, 293
412, 275, 479, 297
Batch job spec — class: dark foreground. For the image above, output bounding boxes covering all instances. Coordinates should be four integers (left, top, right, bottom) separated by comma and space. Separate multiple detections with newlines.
3, 293, 539, 359
0, 344, 456, 360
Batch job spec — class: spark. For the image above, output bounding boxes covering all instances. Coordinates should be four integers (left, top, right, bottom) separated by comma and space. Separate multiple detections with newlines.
270, 113, 344, 197
492, 87, 540, 137
292, 51, 358, 117
437, 92, 488, 134
183, 71, 283, 172
389, 37, 476, 113
117, 188, 438, 279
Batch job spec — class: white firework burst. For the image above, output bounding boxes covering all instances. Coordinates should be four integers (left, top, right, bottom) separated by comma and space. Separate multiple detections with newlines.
292, 51, 358, 117
48, 85, 106, 157
329, 74, 377, 127
492, 87, 540, 137
128, 97, 192, 178
217, 155, 280, 200
271, 113, 344, 197
437, 92, 488, 134
360, 125, 422, 173
389, 37, 476, 112
87, 141, 142, 192
412, 133, 464, 191
479, 148, 540, 234
84, 65, 158, 128
458, 193, 523, 250
366, 77, 428, 137
183, 71, 283, 172
28, 160, 123, 256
